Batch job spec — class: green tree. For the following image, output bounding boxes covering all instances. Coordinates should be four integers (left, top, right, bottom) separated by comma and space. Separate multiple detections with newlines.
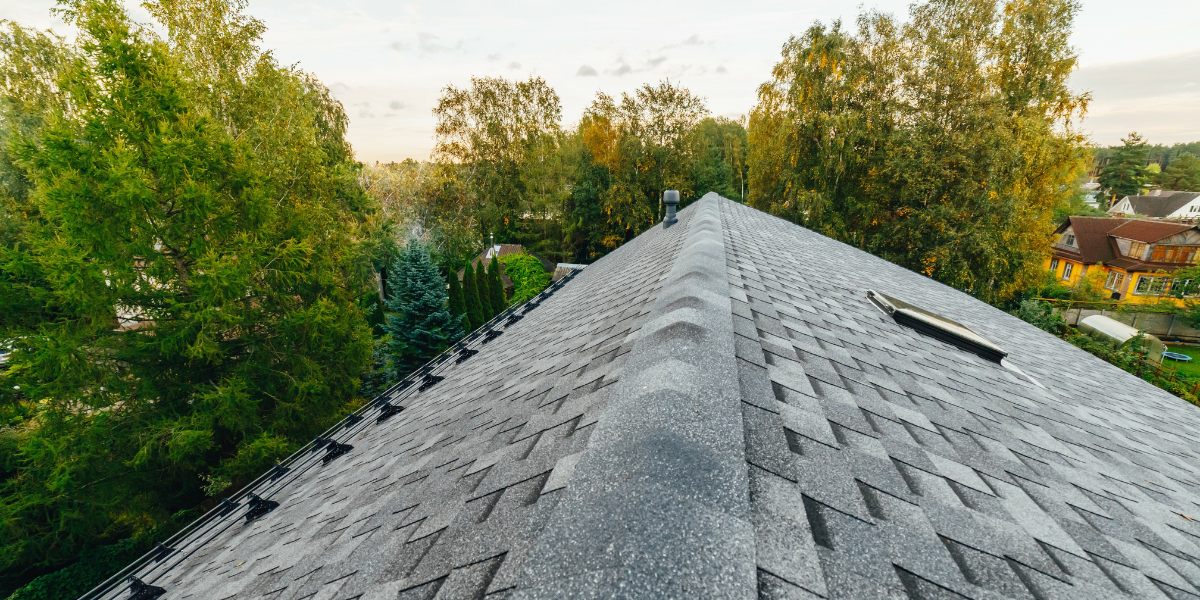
1158, 152, 1200, 192
747, 0, 1090, 303
383, 241, 462, 374
1098, 132, 1151, 199
476, 258, 495, 320
433, 76, 562, 241
0, 0, 375, 582
462, 260, 483, 330
498, 252, 550, 304
447, 265, 466, 332
488, 254, 507, 309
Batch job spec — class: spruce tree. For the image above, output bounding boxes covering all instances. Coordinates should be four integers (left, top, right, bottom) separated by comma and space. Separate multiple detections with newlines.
462, 260, 484, 331
476, 258, 494, 321
447, 266, 466, 335
384, 241, 463, 374
489, 254, 507, 311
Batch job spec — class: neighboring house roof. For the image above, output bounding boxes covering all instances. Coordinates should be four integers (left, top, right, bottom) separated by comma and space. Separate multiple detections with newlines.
1108, 191, 1200, 218
101, 194, 1200, 600
1107, 219, 1195, 243
1053, 216, 1127, 263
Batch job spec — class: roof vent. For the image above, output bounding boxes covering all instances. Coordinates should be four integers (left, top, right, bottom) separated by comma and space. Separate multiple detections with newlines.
867, 290, 1007, 363
662, 190, 679, 228
127, 576, 166, 600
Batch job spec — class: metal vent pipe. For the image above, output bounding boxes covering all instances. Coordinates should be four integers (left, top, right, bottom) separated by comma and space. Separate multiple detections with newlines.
663, 190, 679, 228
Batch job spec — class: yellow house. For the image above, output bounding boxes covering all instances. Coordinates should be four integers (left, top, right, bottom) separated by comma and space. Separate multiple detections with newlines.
1047, 216, 1200, 306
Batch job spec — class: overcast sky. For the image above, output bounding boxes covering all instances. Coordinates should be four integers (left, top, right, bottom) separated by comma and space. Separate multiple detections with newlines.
4, 0, 1199, 164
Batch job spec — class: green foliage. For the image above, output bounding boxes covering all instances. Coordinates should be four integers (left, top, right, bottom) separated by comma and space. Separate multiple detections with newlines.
747, 0, 1090, 304
433, 76, 562, 242
1158, 152, 1200, 192
498, 253, 550, 305
447, 265, 466, 330
383, 241, 462, 375
476, 258, 494, 320
488, 255, 506, 311
1098, 132, 1151, 198
461, 261, 483, 331
1013, 299, 1200, 407
0, 0, 375, 579
6, 538, 141, 600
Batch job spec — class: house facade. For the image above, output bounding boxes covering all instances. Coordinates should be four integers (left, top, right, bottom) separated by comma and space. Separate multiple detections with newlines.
1107, 189, 1200, 220
1047, 216, 1200, 305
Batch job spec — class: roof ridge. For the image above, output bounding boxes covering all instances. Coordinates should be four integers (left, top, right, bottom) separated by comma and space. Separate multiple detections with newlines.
514, 193, 756, 598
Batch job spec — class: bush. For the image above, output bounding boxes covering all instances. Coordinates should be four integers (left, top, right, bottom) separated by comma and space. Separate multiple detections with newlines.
6, 539, 143, 600
498, 253, 551, 305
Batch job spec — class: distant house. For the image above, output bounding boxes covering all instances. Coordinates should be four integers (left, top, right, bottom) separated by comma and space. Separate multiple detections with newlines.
1048, 216, 1200, 303
1107, 189, 1200, 219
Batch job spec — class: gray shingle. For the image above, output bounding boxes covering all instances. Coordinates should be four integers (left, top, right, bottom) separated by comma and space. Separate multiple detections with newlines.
95, 194, 1200, 600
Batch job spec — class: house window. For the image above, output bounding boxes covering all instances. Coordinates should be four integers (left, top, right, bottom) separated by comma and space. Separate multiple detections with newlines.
1149, 246, 1199, 263
1128, 242, 1147, 259
1062, 263, 1073, 280
1104, 271, 1125, 291
1135, 276, 1177, 296
1065, 234, 1076, 246
1050, 258, 1060, 272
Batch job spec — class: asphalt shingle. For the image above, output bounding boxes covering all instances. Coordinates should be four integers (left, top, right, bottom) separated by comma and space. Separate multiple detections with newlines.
96, 194, 1200, 600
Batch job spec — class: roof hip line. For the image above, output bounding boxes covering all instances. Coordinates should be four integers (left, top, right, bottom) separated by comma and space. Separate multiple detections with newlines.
513, 193, 757, 599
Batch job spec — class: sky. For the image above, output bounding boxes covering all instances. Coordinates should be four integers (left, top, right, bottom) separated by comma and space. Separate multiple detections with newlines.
4, 0, 1199, 164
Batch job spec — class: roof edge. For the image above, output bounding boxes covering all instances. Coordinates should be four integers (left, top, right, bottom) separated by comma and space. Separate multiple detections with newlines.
514, 193, 756, 598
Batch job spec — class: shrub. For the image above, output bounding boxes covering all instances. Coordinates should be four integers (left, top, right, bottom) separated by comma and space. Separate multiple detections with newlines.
498, 253, 551, 305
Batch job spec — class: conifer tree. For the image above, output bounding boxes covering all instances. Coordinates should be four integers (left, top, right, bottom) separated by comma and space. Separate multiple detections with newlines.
489, 254, 507, 310
462, 260, 484, 330
476, 258, 495, 320
384, 241, 462, 374
447, 266, 467, 334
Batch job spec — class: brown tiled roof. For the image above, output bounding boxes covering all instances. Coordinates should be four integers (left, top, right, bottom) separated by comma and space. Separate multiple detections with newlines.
1106, 219, 1195, 243
1053, 216, 1127, 263
1105, 257, 1190, 273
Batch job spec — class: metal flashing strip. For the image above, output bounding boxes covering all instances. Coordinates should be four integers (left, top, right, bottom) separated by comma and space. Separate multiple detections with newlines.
77, 267, 583, 600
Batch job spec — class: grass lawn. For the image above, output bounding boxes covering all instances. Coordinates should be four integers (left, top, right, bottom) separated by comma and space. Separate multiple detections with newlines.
1163, 345, 1200, 379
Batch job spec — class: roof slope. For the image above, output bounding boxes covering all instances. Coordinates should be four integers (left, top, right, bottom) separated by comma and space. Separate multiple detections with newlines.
1107, 219, 1195, 243
99, 195, 1200, 600
1117, 192, 1200, 218
1055, 216, 1128, 263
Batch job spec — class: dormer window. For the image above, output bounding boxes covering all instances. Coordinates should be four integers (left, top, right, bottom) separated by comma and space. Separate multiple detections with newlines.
1150, 246, 1199, 264
1064, 234, 1075, 246
1129, 241, 1147, 258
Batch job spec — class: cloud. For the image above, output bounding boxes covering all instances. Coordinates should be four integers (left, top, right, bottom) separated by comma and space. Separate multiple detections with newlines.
576, 65, 598, 77
418, 32, 462, 54
612, 64, 632, 76
1072, 52, 1200, 102
648, 56, 667, 68
716, 65, 727, 74
330, 82, 351, 94
661, 34, 710, 50
389, 41, 410, 52
389, 101, 405, 110
507, 61, 521, 70
487, 53, 502, 61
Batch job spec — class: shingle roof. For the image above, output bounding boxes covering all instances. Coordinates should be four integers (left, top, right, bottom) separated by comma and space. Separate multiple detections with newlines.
93, 194, 1200, 600
1114, 192, 1200, 218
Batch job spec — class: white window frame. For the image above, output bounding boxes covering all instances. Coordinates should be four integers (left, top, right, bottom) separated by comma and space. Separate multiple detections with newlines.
1062, 263, 1073, 280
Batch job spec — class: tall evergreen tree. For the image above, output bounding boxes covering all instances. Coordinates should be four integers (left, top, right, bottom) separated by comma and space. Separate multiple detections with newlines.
476, 258, 495, 320
489, 254, 507, 310
383, 241, 462, 374
462, 260, 484, 330
447, 266, 467, 334
1098, 132, 1151, 199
